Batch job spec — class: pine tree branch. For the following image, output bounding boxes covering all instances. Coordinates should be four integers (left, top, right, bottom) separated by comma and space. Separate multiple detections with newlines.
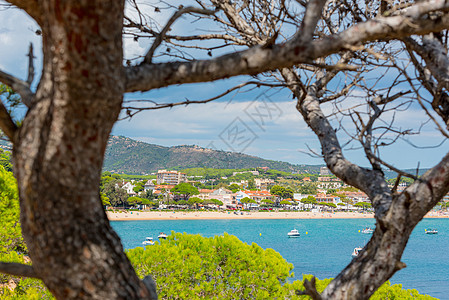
0, 262, 40, 279
0, 70, 34, 108
126, 0, 449, 93
0, 101, 18, 143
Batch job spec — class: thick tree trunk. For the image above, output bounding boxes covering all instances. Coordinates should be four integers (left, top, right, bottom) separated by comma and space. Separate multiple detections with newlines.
12, 1, 152, 298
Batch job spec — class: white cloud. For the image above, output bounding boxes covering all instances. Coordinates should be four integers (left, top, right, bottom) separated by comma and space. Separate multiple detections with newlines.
0, 5, 42, 80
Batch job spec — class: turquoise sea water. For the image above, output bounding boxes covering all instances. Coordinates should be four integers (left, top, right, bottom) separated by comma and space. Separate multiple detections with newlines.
111, 218, 449, 299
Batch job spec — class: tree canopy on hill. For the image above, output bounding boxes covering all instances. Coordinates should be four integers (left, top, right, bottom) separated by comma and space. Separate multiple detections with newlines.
270, 185, 294, 199
171, 183, 199, 201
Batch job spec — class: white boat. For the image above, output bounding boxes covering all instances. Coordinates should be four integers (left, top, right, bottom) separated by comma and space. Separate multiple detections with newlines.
351, 247, 363, 258
287, 229, 300, 238
425, 228, 438, 234
142, 237, 154, 245
361, 227, 374, 234
158, 232, 168, 239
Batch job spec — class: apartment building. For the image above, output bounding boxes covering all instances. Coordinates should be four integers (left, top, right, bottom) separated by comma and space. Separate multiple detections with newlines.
254, 178, 275, 190
320, 167, 330, 175
315, 193, 340, 204
156, 170, 187, 185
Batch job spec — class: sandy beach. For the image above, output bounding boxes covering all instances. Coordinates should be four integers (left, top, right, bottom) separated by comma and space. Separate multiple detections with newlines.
107, 210, 375, 221
107, 210, 449, 221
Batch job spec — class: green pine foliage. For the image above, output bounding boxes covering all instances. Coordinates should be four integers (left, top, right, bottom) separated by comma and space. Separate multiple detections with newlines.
0, 166, 25, 255
127, 232, 297, 299
270, 185, 294, 199
371, 281, 436, 300
0, 166, 52, 299
171, 183, 199, 201
286, 275, 436, 299
1, 276, 53, 300
0, 149, 12, 172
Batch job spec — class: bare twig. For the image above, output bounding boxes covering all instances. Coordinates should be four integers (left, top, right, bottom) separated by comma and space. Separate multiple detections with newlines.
320, 79, 359, 103
400, 66, 449, 138
122, 80, 288, 118
143, 6, 216, 63
26, 43, 35, 85
403, 42, 436, 95
164, 33, 247, 45
370, 154, 418, 180
308, 62, 360, 72
373, 90, 412, 105
356, 102, 383, 171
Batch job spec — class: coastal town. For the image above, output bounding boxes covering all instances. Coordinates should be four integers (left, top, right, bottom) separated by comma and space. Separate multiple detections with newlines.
103, 167, 449, 215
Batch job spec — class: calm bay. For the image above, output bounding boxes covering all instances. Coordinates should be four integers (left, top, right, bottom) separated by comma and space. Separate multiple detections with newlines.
112, 218, 449, 299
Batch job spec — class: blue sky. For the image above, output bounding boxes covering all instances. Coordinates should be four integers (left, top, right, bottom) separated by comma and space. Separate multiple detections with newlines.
0, 2, 447, 170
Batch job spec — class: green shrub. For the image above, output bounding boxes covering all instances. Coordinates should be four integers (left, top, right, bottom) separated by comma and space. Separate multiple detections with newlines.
128, 232, 297, 299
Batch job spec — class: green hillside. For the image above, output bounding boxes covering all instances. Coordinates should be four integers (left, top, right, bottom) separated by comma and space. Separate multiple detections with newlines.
0, 136, 432, 178
103, 136, 321, 174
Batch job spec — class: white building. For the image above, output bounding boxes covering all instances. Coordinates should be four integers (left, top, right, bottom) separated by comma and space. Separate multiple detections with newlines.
156, 170, 187, 185
121, 181, 136, 196
144, 180, 155, 191
210, 188, 237, 209
254, 178, 275, 190
232, 170, 259, 176
320, 167, 330, 175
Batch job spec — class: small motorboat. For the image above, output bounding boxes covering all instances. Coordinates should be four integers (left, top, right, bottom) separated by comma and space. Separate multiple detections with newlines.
287, 229, 300, 238
425, 228, 438, 234
142, 237, 154, 245
351, 247, 363, 258
361, 227, 374, 234
158, 232, 168, 239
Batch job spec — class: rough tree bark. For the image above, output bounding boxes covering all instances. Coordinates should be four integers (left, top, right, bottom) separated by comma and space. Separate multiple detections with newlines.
11, 1, 153, 299
0, 0, 449, 299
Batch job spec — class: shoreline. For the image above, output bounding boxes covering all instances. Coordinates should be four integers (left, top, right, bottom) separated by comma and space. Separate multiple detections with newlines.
107, 210, 448, 221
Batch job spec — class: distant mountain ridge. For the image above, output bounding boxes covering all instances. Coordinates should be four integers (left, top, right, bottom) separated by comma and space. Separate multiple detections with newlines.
2, 136, 430, 178
103, 136, 321, 174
